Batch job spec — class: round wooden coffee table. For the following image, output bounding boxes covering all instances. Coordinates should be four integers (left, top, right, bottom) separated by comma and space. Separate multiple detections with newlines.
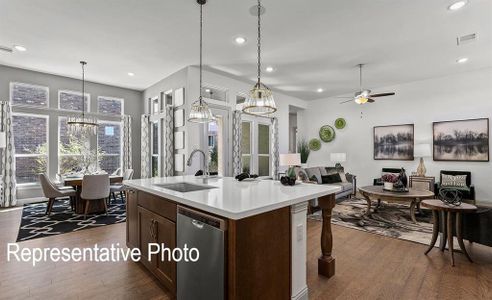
358, 185, 435, 223
421, 199, 477, 266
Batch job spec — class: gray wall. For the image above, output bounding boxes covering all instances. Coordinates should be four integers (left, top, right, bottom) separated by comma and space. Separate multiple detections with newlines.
0, 64, 143, 200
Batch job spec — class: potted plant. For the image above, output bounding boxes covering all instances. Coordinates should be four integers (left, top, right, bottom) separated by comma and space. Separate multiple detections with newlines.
297, 139, 310, 168
381, 173, 398, 190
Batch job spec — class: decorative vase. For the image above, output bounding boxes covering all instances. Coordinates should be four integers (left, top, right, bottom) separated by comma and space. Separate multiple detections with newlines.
384, 182, 393, 190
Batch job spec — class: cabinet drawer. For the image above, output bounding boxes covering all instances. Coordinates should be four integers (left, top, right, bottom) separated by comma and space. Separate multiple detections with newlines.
138, 191, 177, 222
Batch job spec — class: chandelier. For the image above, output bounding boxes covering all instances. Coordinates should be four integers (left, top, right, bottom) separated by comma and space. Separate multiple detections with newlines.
188, 0, 215, 123
242, 0, 277, 115
67, 61, 98, 135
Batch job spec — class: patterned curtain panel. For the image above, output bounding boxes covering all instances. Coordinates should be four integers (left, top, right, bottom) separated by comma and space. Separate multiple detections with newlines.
271, 117, 279, 180
122, 115, 133, 171
232, 110, 243, 176
0, 101, 17, 207
162, 106, 174, 177
140, 115, 151, 179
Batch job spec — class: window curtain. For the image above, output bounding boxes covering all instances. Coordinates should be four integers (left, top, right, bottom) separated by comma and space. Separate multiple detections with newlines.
232, 110, 243, 176
271, 117, 279, 180
140, 115, 150, 179
0, 101, 17, 207
162, 106, 174, 177
122, 115, 133, 171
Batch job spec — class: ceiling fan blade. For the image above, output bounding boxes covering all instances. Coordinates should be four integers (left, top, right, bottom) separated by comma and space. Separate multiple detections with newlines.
369, 92, 395, 97
339, 99, 354, 104
367, 98, 376, 103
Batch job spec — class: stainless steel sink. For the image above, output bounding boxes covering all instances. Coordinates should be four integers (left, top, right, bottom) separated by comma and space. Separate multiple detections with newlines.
153, 182, 216, 193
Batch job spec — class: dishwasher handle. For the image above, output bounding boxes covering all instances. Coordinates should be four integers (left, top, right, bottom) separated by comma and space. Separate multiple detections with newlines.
191, 219, 204, 229
177, 206, 227, 231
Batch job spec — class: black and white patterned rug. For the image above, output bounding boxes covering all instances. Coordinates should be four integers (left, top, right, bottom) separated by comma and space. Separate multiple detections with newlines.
17, 198, 126, 242
309, 197, 434, 245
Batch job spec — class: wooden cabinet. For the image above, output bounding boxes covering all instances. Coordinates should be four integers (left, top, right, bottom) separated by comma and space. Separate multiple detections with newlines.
137, 205, 176, 294
126, 189, 138, 249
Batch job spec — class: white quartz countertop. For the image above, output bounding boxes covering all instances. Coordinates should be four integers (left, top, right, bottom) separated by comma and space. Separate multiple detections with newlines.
124, 176, 341, 220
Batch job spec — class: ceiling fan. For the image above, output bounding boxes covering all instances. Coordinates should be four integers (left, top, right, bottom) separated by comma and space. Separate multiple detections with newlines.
339, 64, 395, 105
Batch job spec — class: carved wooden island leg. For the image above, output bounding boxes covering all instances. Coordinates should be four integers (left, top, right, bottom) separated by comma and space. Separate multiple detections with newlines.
317, 194, 336, 278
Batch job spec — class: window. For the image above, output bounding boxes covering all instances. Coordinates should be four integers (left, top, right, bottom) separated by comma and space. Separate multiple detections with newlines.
151, 121, 159, 177
98, 96, 123, 115
98, 122, 122, 174
257, 123, 270, 176
12, 114, 48, 184
10, 82, 49, 107
241, 121, 252, 173
151, 97, 159, 115
202, 86, 227, 102
59, 90, 90, 111
58, 117, 85, 174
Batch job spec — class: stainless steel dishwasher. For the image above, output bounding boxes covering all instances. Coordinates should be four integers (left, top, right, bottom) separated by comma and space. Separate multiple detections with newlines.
177, 206, 226, 300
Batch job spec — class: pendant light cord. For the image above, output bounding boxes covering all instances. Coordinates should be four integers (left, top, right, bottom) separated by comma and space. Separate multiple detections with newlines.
257, 0, 261, 85
199, 3, 203, 103
81, 61, 86, 118
359, 64, 362, 91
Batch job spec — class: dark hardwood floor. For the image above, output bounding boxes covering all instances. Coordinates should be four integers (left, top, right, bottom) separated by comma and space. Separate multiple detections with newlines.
1, 207, 491, 299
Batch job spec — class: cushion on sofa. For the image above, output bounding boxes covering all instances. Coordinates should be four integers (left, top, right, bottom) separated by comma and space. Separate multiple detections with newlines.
330, 182, 354, 192
322, 174, 342, 184
305, 167, 322, 183
441, 174, 467, 187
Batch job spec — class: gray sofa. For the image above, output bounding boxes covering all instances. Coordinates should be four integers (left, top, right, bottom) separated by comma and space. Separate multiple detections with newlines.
295, 166, 357, 200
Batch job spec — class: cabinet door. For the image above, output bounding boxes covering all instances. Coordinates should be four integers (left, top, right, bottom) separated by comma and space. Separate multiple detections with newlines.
153, 213, 177, 293
137, 206, 156, 268
126, 189, 138, 248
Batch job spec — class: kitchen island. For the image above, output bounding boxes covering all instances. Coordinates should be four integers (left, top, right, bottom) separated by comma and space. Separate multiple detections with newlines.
124, 176, 340, 300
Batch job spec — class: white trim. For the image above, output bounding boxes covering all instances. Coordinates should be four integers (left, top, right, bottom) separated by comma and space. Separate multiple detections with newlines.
58, 89, 91, 112
9, 82, 49, 108
97, 96, 124, 116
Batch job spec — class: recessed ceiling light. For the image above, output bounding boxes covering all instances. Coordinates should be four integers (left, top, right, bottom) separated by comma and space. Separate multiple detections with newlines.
317, 88, 324, 93
234, 36, 247, 45
14, 45, 27, 52
456, 57, 469, 64
265, 66, 274, 73
205, 89, 211, 93
127, 72, 135, 76
448, 1, 468, 11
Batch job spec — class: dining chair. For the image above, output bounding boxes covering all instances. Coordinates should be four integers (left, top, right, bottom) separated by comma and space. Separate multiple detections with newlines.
109, 169, 134, 204
81, 174, 110, 219
112, 168, 122, 176
39, 173, 77, 215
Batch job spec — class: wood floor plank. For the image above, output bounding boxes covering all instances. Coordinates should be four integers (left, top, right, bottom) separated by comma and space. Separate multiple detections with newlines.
1, 207, 491, 299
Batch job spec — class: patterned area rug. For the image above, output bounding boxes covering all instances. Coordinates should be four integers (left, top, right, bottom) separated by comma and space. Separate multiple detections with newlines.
17, 198, 126, 242
310, 197, 434, 245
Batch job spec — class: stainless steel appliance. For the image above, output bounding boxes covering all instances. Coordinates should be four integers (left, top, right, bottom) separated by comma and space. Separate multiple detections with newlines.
177, 206, 226, 300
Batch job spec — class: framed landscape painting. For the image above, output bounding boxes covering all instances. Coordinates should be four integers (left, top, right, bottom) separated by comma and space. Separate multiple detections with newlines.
374, 124, 414, 160
433, 118, 489, 162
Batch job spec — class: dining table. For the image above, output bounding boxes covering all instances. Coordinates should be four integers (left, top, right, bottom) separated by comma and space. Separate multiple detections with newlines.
63, 175, 123, 214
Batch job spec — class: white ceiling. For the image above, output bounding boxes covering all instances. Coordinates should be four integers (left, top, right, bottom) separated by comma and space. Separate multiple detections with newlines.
1, 0, 491, 100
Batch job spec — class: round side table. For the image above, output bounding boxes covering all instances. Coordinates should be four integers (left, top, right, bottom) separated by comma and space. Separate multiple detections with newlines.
421, 199, 477, 266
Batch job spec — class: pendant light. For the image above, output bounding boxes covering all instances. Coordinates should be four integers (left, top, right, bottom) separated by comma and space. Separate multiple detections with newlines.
242, 0, 277, 115
188, 0, 215, 123
67, 61, 98, 135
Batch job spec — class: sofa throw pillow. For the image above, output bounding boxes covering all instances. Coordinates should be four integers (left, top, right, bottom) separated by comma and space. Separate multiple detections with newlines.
441, 174, 467, 187
338, 172, 348, 183
297, 169, 308, 182
305, 167, 322, 183
321, 173, 342, 184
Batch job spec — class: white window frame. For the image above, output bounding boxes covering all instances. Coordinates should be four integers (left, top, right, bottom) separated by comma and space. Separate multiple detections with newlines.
241, 115, 272, 176
58, 90, 90, 112
97, 96, 124, 116
241, 120, 252, 173
12, 112, 49, 186
97, 120, 123, 174
9, 82, 49, 108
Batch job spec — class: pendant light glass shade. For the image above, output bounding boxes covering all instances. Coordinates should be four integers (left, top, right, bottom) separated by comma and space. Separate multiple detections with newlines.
242, 0, 276, 115
67, 61, 98, 135
188, 0, 214, 124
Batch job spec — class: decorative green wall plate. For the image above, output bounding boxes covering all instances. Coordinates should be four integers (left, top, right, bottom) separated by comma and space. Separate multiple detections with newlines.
335, 118, 346, 129
319, 125, 336, 142
309, 138, 321, 151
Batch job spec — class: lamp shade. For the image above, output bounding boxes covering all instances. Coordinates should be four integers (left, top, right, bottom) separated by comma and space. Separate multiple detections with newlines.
279, 153, 301, 166
0, 131, 6, 148
330, 153, 346, 163
414, 144, 431, 158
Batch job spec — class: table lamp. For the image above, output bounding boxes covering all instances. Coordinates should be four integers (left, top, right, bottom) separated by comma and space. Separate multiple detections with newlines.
330, 153, 346, 170
414, 143, 431, 177
279, 153, 301, 178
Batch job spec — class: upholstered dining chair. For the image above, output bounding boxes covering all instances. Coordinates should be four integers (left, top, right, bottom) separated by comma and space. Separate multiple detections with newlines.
81, 174, 110, 219
39, 173, 77, 215
109, 169, 134, 204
